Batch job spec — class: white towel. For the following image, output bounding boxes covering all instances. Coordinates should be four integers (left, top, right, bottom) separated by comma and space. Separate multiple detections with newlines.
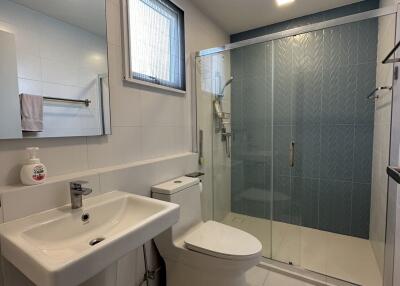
20, 93, 43, 132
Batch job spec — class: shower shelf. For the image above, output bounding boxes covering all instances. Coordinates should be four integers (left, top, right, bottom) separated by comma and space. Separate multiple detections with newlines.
383, 40, 400, 64
367, 86, 392, 100
221, 112, 231, 119
387, 166, 400, 184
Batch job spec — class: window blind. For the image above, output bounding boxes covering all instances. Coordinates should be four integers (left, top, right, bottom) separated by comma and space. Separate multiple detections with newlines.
128, 0, 185, 91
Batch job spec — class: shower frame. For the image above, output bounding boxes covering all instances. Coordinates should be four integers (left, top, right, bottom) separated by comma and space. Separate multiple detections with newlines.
194, 3, 400, 286
196, 6, 396, 57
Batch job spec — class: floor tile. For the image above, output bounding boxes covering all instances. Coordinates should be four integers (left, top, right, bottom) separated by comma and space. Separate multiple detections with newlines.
222, 212, 382, 286
264, 271, 312, 286
245, 266, 269, 286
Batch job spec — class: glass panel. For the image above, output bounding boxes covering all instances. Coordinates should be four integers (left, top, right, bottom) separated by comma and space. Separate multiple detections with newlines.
195, 47, 273, 258
270, 35, 302, 266
224, 42, 274, 258
196, 12, 394, 286
372, 13, 395, 282
269, 15, 394, 286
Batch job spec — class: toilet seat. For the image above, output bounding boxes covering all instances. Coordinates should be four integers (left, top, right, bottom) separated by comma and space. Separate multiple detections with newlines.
184, 221, 262, 261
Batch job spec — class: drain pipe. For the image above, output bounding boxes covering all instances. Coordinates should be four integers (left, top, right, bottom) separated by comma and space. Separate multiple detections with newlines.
139, 243, 161, 286
139, 244, 150, 286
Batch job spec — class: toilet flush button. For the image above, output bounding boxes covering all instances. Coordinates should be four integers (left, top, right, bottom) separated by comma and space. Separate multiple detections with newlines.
174, 180, 182, 184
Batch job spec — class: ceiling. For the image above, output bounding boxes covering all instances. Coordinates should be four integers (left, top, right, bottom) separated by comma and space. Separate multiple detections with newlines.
11, 0, 106, 37
189, 0, 364, 34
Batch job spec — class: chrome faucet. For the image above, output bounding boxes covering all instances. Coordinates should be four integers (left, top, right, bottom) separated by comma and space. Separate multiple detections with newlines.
70, 181, 92, 209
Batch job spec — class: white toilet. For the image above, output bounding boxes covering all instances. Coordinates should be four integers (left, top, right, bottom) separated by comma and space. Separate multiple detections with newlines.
151, 176, 262, 286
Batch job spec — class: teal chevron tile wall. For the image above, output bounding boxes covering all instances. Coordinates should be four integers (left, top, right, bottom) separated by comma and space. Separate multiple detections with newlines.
231, 15, 378, 239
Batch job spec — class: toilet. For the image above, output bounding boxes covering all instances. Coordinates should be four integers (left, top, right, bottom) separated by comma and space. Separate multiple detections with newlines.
151, 176, 262, 286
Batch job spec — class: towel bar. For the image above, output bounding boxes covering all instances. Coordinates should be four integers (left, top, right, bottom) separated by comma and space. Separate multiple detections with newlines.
43, 96, 91, 107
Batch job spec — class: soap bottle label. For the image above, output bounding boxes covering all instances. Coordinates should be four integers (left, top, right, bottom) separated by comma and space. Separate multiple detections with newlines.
32, 165, 46, 181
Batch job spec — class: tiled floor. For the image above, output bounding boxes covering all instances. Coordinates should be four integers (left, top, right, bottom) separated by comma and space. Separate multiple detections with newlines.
246, 266, 315, 286
223, 212, 382, 286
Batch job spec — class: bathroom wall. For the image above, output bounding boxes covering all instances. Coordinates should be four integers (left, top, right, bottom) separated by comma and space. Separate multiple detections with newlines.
0, 0, 229, 284
370, 0, 396, 275
231, 13, 379, 239
0, 0, 228, 186
0, 0, 107, 137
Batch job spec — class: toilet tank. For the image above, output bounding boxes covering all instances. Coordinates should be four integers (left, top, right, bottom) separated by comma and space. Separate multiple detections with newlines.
152, 177, 202, 238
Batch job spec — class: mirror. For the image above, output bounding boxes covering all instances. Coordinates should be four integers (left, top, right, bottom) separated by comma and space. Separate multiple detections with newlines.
0, 0, 110, 139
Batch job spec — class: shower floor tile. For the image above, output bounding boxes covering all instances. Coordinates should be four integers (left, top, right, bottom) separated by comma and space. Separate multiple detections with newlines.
223, 212, 382, 286
245, 266, 315, 286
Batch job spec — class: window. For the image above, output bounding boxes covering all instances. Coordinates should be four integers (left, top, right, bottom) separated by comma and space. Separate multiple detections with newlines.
124, 0, 186, 92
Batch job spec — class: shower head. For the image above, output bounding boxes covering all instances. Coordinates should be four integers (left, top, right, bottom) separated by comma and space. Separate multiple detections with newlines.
217, 76, 234, 98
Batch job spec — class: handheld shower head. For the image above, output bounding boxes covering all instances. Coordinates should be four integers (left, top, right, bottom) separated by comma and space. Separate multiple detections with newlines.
218, 76, 234, 98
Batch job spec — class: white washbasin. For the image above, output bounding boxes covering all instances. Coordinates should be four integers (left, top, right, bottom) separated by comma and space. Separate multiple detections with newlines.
0, 191, 179, 286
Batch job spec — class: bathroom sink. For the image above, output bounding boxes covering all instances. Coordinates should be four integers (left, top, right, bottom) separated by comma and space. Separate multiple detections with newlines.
0, 191, 179, 286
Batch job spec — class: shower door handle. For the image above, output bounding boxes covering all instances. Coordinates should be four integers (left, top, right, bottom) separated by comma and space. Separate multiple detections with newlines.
289, 141, 295, 167
199, 130, 204, 166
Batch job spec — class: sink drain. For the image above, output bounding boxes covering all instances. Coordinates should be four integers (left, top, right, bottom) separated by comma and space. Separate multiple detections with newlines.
81, 213, 90, 222
89, 237, 105, 246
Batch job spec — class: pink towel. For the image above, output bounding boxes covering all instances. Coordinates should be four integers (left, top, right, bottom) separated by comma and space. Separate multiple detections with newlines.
20, 93, 43, 132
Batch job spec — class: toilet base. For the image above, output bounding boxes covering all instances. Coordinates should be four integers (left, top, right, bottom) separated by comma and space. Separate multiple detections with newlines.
165, 258, 249, 286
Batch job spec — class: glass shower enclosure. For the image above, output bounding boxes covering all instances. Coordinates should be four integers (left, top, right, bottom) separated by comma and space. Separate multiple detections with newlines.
195, 11, 395, 286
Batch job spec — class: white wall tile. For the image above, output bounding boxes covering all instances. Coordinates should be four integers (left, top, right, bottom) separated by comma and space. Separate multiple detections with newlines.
98, 153, 194, 196
154, 155, 188, 183
1, 173, 100, 222
17, 54, 41, 81
106, 0, 122, 47
107, 43, 124, 91
0, 1, 41, 58
110, 85, 142, 127
18, 78, 42, 95
141, 126, 175, 159
0, 0, 228, 283
87, 126, 142, 169
38, 18, 82, 63
141, 89, 185, 127
172, 126, 187, 154
41, 58, 79, 87
107, 44, 142, 127
0, 137, 88, 185
99, 163, 157, 197
0, 0, 227, 189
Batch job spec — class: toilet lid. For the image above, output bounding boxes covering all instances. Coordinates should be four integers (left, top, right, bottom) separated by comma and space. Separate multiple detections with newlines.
184, 221, 262, 260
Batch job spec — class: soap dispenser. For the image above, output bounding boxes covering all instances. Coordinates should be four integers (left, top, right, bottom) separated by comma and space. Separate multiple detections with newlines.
20, 147, 47, 185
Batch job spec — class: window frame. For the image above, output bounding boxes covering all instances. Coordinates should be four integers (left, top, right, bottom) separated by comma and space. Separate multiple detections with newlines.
121, 0, 186, 94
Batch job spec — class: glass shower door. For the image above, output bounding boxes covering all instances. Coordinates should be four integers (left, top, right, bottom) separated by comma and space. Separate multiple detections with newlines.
270, 35, 303, 266
216, 42, 274, 258
270, 18, 384, 286
196, 12, 393, 286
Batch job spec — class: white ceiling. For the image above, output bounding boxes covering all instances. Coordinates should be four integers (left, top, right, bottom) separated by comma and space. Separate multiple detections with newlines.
189, 0, 364, 34
11, 0, 106, 37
